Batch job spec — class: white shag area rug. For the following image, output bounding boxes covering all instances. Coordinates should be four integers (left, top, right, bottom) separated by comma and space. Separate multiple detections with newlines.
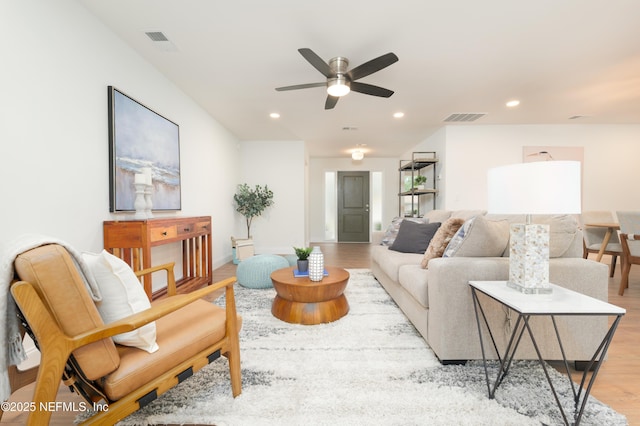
114, 269, 627, 426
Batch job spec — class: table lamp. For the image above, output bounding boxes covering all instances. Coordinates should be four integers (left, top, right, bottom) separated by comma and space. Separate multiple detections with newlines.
487, 161, 581, 294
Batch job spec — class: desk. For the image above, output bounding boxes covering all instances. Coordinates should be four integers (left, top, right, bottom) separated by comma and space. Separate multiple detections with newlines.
469, 281, 625, 426
585, 222, 620, 262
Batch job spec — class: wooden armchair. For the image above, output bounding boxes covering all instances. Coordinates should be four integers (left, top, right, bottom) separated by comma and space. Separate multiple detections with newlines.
617, 211, 640, 295
580, 210, 622, 277
8, 244, 241, 425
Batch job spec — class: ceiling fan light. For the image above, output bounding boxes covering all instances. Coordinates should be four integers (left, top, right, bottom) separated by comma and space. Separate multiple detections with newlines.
327, 76, 351, 97
351, 149, 364, 161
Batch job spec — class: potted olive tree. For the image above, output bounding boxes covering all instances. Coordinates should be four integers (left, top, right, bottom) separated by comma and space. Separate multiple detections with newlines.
233, 183, 274, 239
293, 247, 312, 272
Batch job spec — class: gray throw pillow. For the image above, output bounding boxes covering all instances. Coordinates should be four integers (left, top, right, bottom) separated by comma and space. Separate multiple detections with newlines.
389, 220, 441, 254
443, 215, 510, 257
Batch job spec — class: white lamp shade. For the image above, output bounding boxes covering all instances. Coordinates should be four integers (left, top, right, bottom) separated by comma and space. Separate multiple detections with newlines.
487, 161, 581, 215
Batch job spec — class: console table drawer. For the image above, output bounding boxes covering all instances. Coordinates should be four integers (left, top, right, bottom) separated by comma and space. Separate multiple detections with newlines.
195, 220, 211, 234
150, 225, 177, 242
177, 222, 195, 236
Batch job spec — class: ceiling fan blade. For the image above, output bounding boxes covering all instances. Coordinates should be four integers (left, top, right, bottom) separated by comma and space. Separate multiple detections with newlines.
275, 82, 326, 91
348, 52, 399, 81
298, 48, 332, 77
350, 81, 394, 98
325, 95, 339, 110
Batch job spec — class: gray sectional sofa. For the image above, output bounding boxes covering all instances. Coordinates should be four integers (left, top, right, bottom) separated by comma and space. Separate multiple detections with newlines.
371, 210, 609, 365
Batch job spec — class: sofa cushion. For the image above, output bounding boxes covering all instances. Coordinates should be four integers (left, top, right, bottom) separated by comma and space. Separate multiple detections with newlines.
485, 214, 579, 258
443, 215, 510, 258
381, 217, 426, 246
82, 250, 159, 353
424, 210, 451, 223
450, 210, 487, 220
102, 299, 228, 401
421, 217, 465, 268
371, 245, 423, 282
14, 245, 120, 381
536, 215, 579, 258
398, 264, 430, 308
389, 220, 441, 254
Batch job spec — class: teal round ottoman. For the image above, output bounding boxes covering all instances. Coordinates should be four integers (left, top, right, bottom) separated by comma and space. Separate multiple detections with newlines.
283, 254, 298, 267
237, 254, 289, 289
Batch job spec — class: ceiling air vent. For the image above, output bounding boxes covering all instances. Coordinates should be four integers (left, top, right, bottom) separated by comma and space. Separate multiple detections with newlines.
443, 113, 486, 123
145, 31, 169, 42
144, 31, 178, 52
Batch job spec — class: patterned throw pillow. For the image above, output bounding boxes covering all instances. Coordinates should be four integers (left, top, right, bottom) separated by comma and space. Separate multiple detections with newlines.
421, 217, 465, 268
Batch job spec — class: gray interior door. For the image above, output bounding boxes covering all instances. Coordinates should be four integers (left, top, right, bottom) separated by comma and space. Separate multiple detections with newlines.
337, 171, 370, 242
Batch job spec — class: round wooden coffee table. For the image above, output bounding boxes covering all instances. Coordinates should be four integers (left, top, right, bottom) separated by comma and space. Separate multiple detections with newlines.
271, 266, 350, 325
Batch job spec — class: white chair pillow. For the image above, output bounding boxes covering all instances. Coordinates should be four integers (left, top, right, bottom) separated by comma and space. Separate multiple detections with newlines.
82, 250, 159, 353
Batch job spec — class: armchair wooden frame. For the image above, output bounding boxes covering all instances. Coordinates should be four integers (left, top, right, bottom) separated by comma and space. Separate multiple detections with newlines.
8, 262, 241, 425
619, 233, 640, 296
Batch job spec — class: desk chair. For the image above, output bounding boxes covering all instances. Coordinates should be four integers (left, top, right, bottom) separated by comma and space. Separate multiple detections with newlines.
616, 211, 640, 295
580, 211, 622, 277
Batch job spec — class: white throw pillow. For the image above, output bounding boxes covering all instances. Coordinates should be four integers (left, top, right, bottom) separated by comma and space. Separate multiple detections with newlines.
82, 250, 159, 353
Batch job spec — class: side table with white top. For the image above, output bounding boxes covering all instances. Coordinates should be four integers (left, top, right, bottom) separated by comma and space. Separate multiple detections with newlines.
469, 281, 625, 426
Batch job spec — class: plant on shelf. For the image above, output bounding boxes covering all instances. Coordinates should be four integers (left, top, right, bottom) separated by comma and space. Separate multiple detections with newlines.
234, 183, 274, 238
413, 175, 427, 189
293, 246, 312, 272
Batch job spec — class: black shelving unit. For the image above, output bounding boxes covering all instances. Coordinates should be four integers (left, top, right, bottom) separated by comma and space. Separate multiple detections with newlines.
398, 151, 438, 217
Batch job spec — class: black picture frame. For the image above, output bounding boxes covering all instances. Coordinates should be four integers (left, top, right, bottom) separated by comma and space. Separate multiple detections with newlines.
108, 86, 181, 212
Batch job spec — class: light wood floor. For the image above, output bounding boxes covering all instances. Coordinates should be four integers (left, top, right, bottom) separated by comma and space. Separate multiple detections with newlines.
3, 243, 638, 425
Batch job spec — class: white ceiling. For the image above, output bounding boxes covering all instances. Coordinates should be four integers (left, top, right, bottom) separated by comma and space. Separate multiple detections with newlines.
79, 0, 640, 158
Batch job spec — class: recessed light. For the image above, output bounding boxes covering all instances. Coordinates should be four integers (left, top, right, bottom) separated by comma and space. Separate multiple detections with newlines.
393, 112, 405, 118
506, 100, 520, 108
269, 112, 280, 119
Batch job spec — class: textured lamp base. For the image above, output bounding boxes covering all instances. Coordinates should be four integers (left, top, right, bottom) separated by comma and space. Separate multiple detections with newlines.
506, 281, 552, 294
508, 223, 552, 294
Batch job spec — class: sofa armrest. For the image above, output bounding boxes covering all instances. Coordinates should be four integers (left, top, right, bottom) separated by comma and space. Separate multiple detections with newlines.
425, 256, 609, 361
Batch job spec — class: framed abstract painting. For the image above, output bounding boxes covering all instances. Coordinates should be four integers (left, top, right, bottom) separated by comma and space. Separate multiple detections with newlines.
108, 86, 181, 212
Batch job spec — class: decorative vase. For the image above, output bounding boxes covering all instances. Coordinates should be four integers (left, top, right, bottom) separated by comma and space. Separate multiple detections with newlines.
133, 181, 148, 219
308, 246, 324, 281
297, 259, 309, 273
144, 182, 154, 218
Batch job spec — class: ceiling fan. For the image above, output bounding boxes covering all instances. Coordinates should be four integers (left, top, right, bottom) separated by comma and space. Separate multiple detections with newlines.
275, 48, 399, 110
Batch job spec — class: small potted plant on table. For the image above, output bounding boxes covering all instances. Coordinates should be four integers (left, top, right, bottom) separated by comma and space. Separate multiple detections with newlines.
293, 247, 312, 273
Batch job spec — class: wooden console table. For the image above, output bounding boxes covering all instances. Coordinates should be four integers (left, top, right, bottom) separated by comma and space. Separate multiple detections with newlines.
103, 216, 212, 299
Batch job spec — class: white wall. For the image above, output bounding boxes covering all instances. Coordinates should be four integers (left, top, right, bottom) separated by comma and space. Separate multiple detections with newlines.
415, 125, 640, 212
237, 140, 306, 254
0, 0, 240, 268
308, 157, 399, 242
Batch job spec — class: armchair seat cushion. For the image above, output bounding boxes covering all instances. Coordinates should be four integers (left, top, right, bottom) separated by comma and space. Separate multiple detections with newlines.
102, 298, 239, 401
